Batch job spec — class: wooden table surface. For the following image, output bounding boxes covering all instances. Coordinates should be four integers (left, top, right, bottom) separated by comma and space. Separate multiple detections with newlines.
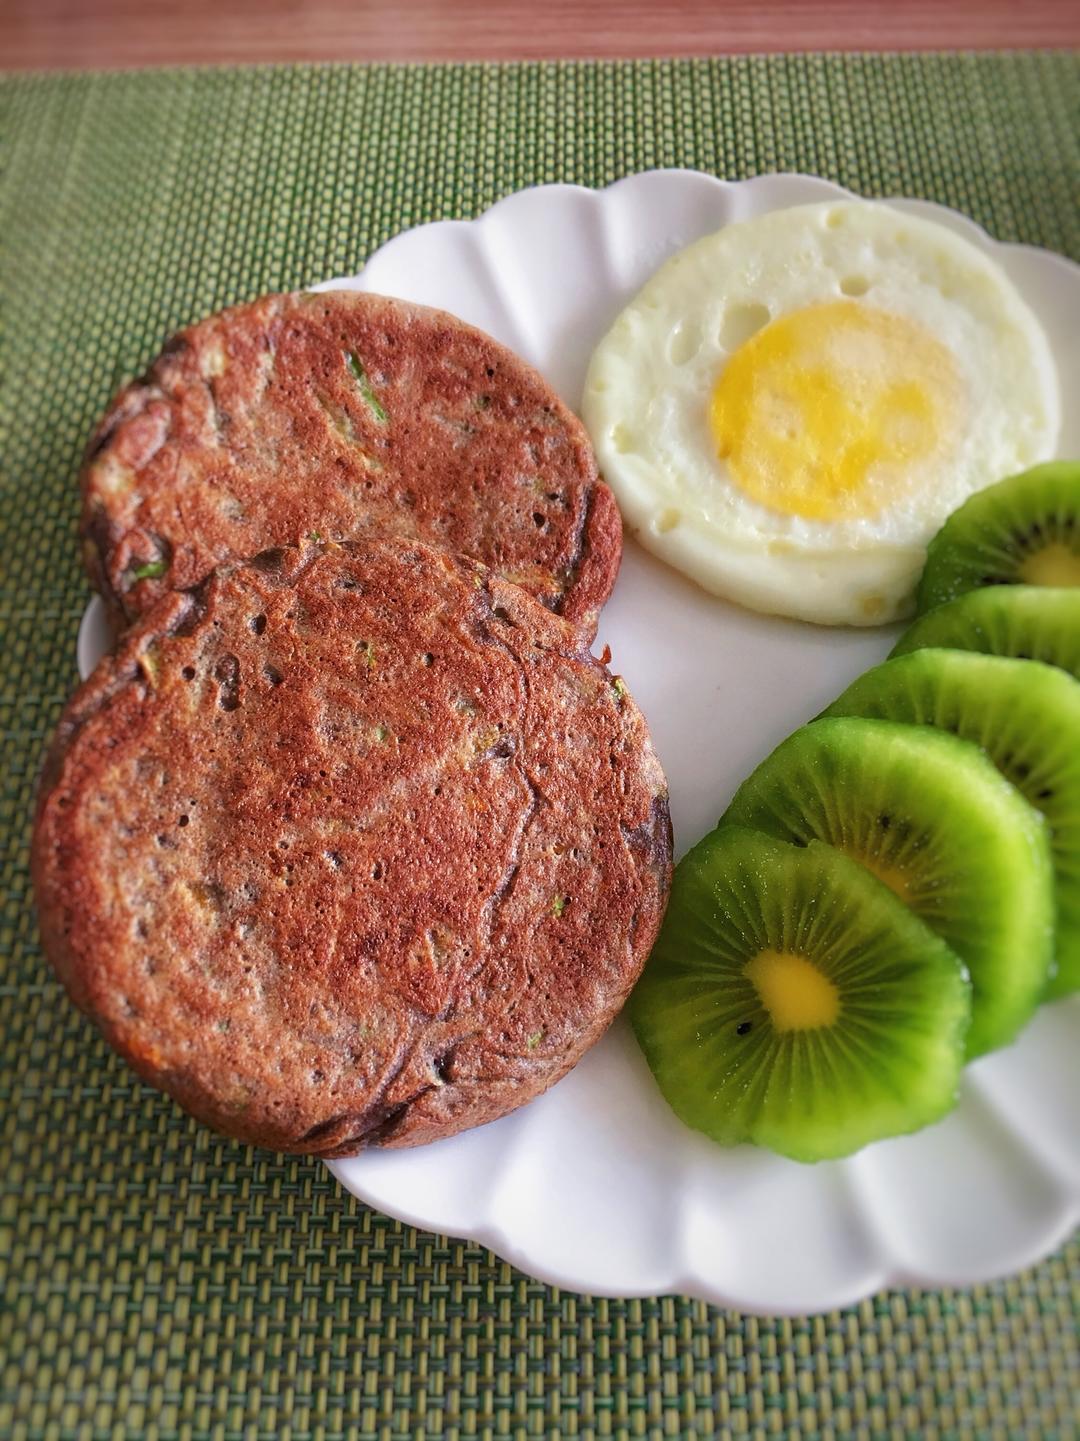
4, 0, 1079, 71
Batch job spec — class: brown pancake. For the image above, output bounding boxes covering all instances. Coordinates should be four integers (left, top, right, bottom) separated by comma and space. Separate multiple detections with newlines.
81, 290, 621, 636
33, 539, 671, 1155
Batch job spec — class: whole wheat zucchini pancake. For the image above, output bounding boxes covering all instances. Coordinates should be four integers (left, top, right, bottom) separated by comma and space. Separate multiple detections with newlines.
33, 539, 670, 1154
81, 290, 621, 634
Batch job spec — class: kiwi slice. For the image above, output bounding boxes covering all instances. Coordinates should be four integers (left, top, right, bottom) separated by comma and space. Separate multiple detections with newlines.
822, 650, 1080, 999
891, 585, 1080, 682
917, 461, 1080, 614
629, 826, 970, 1162
721, 718, 1054, 1057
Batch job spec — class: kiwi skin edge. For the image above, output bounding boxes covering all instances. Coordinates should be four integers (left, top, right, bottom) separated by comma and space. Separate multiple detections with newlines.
891, 585, 1080, 685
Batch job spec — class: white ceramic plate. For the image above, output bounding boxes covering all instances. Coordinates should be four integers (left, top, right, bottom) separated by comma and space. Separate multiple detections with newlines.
77, 171, 1080, 1313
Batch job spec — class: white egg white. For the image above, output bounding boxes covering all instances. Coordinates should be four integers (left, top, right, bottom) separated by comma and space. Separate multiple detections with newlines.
583, 201, 1060, 626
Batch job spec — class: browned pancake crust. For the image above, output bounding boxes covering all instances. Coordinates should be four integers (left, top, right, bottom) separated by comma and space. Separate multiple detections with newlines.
81, 290, 621, 636
33, 540, 670, 1155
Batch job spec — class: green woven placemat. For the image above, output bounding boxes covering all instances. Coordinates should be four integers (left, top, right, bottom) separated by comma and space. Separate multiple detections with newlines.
2, 53, 1079, 1440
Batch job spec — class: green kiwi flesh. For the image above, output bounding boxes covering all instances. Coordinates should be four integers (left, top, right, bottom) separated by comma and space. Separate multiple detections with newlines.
917, 461, 1080, 614
891, 586, 1080, 682
823, 650, 1080, 999
629, 826, 970, 1163
721, 717, 1054, 1057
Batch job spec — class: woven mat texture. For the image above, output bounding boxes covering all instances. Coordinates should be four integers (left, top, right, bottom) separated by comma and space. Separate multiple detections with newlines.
2, 53, 1079, 1441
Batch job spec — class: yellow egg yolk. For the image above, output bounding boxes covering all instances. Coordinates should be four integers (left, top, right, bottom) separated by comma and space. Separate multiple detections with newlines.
743, 949, 841, 1032
710, 300, 963, 521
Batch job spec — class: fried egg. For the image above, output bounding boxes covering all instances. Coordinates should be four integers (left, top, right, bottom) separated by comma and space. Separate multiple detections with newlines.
582, 202, 1060, 625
